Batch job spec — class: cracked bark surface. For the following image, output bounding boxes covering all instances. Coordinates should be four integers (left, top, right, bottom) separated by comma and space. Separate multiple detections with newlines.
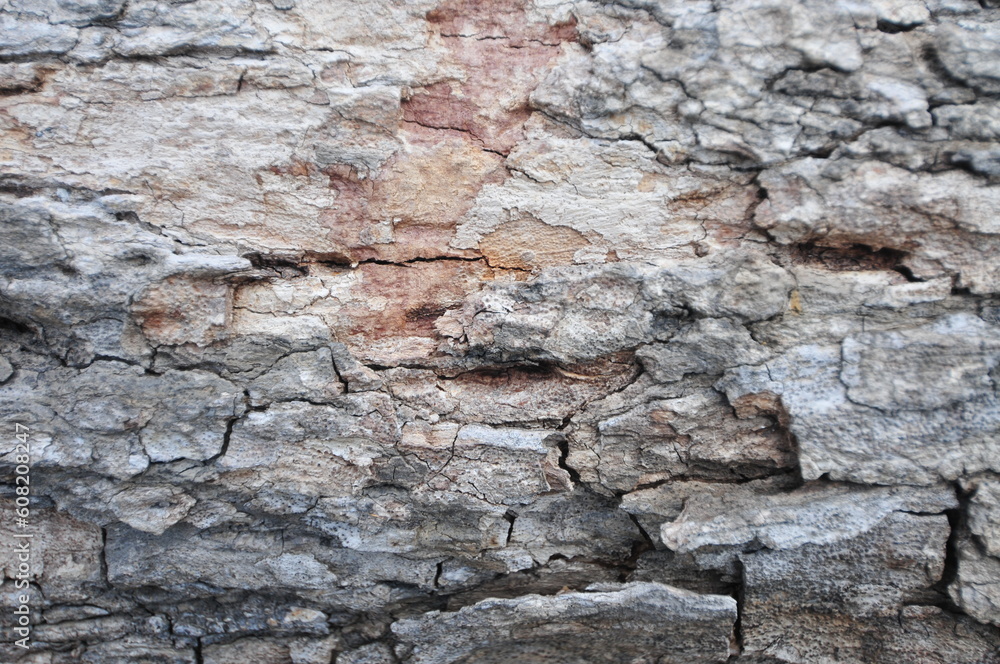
0, 0, 999, 662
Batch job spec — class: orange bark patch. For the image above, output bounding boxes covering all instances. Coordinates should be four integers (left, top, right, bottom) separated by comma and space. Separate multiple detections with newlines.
267, 159, 316, 178
132, 276, 232, 346
479, 217, 591, 270
315, 126, 505, 263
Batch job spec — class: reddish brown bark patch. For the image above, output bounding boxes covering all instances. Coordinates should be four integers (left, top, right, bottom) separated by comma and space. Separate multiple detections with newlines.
426, 0, 577, 45
338, 260, 501, 343
406, 0, 577, 153
402, 39, 556, 153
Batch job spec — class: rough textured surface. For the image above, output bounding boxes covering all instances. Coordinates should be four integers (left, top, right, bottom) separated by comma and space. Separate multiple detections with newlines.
392, 582, 737, 664
1, 0, 999, 662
